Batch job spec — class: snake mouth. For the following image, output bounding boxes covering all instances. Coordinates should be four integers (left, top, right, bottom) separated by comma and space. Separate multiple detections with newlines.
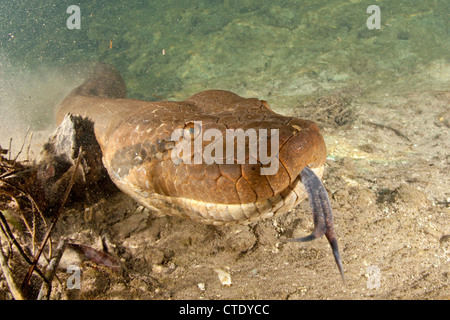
115, 163, 324, 226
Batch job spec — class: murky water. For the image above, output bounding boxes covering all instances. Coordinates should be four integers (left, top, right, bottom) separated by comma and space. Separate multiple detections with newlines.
1, 1, 448, 102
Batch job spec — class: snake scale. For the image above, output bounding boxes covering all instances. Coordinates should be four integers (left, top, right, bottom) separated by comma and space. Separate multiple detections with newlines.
57, 63, 344, 280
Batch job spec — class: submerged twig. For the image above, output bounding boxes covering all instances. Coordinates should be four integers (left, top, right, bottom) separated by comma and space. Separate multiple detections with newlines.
21, 147, 83, 291
8, 138, 12, 161
363, 120, 412, 142
0, 236, 25, 300
37, 238, 67, 300
26, 132, 34, 163
13, 127, 32, 164
0, 210, 48, 283
0, 178, 48, 249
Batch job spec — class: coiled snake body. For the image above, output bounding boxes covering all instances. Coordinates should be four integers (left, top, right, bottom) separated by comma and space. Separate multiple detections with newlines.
57, 63, 344, 279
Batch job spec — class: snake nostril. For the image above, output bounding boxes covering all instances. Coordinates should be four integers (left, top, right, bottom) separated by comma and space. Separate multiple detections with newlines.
157, 139, 176, 152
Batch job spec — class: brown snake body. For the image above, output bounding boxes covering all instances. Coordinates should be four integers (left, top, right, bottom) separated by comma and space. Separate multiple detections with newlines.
57, 63, 344, 279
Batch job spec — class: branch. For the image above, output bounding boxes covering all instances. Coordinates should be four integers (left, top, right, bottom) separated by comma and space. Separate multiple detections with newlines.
37, 238, 67, 300
0, 236, 25, 300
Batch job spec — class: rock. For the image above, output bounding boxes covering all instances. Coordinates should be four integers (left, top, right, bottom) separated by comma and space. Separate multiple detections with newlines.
224, 226, 257, 253
111, 212, 149, 239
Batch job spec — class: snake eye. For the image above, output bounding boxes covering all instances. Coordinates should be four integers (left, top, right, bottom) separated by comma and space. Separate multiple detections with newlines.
183, 121, 202, 140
